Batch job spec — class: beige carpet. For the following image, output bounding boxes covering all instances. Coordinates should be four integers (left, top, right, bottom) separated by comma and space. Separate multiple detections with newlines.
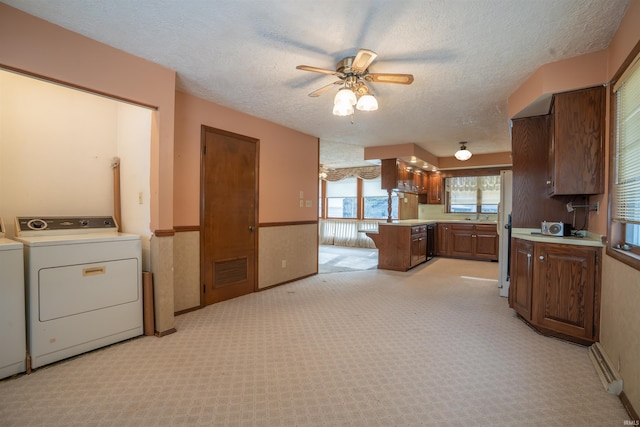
0, 258, 628, 426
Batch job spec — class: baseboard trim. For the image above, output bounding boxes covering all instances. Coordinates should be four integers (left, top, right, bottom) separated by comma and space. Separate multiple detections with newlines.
175, 306, 201, 316
257, 272, 318, 291
154, 328, 177, 337
620, 391, 639, 422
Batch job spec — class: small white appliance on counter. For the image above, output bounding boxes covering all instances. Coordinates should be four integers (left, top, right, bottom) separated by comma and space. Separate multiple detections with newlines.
497, 170, 513, 297
13, 216, 142, 371
0, 217, 26, 379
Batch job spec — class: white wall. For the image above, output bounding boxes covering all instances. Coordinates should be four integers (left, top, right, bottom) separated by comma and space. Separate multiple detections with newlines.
0, 69, 152, 265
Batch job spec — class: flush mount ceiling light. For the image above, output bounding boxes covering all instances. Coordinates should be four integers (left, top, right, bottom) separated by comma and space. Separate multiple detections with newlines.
455, 141, 472, 161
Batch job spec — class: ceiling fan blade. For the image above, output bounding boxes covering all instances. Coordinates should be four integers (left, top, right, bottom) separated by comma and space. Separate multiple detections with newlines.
296, 65, 338, 75
351, 49, 378, 74
365, 73, 414, 84
308, 81, 343, 97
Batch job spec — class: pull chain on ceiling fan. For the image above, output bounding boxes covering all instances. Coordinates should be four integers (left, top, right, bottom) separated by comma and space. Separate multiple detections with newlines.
296, 49, 414, 117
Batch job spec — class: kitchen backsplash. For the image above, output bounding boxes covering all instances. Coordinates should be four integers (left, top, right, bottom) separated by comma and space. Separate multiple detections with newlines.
418, 204, 498, 221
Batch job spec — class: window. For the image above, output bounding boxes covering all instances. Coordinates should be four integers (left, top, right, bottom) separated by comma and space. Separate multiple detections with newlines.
325, 177, 357, 218
446, 176, 500, 213
611, 50, 640, 263
363, 177, 398, 219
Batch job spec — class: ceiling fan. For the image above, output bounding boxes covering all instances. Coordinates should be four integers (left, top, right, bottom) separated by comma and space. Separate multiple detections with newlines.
296, 49, 414, 116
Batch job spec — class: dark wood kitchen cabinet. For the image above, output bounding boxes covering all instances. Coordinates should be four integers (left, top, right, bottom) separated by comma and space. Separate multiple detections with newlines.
510, 237, 601, 345
548, 86, 605, 195
534, 242, 600, 343
410, 225, 427, 267
426, 172, 443, 204
366, 223, 430, 271
443, 223, 498, 261
511, 116, 574, 228
381, 159, 436, 200
509, 238, 534, 321
436, 223, 450, 256
449, 224, 474, 258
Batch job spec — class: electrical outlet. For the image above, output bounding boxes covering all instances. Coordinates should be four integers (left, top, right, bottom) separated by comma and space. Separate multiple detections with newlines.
281, 260, 287, 268
299, 191, 304, 199
299, 200, 304, 208
305, 200, 312, 208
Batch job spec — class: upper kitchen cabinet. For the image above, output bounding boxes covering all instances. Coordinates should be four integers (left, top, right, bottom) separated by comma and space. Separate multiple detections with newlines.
381, 159, 433, 199
547, 86, 605, 195
426, 172, 443, 204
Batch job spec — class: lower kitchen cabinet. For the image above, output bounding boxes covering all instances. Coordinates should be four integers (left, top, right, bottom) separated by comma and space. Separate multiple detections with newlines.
509, 238, 601, 345
436, 223, 450, 256
367, 223, 432, 271
440, 223, 498, 261
509, 238, 534, 321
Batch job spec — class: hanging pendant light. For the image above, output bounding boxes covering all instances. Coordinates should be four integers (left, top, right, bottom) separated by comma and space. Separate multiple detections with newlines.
455, 141, 472, 161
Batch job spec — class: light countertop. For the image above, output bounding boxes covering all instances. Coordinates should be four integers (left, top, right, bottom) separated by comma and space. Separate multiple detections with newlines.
512, 228, 604, 247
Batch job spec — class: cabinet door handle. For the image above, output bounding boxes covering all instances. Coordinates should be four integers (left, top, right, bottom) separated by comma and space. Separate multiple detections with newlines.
539, 255, 545, 261
527, 253, 531, 258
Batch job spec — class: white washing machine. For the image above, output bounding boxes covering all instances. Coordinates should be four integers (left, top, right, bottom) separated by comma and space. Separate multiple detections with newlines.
14, 216, 142, 371
0, 218, 26, 379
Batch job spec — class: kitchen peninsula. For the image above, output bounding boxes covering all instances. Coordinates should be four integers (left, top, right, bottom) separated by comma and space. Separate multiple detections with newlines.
366, 219, 499, 271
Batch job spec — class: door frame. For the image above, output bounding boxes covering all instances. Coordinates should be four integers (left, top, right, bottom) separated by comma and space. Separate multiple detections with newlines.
199, 125, 259, 307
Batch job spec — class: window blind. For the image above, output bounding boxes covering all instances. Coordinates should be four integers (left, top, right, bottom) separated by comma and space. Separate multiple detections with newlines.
613, 52, 640, 224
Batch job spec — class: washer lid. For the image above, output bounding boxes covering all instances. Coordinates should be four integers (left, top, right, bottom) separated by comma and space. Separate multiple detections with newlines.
0, 237, 22, 251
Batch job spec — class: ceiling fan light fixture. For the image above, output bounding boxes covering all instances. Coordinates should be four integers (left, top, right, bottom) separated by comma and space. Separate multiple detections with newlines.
333, 102, 354, 116
356, 94, 378, 111
334, 88, 357, 106
455, 142, 472, 161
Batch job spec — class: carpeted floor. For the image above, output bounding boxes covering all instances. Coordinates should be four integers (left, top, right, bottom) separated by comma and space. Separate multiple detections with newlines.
0, 258, 629, 426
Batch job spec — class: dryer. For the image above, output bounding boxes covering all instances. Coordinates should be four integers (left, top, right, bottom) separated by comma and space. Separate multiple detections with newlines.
0, 218, 26, 379
14, 216, 142, 371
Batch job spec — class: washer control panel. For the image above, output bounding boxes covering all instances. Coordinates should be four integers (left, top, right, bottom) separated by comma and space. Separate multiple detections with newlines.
15, 216, 118, 236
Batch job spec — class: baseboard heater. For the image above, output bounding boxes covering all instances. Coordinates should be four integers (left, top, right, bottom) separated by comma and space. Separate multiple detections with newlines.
589, 342, 623, 395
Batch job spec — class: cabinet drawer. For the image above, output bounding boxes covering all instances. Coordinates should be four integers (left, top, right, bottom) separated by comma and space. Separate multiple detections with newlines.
411, 225, 426, 235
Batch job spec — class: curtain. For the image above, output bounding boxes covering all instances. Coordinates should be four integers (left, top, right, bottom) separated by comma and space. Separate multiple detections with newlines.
445, 175, 500, 191
319, 219, 379, 248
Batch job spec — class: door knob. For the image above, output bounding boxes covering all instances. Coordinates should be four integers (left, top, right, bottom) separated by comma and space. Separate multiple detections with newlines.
539, 255, 545, 261
248, 225, 255, 231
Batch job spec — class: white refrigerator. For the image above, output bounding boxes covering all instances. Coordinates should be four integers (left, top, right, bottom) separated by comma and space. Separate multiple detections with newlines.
497, 170, 513, 297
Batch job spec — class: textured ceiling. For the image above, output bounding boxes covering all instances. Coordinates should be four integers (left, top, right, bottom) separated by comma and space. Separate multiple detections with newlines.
4, 0, 630, 168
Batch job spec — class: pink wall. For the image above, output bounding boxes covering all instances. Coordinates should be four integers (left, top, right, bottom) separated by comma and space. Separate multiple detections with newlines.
507, 1, 640, 236
174, 91, 319, 226
507, 50, 608, 119
0, 4, 176, 231
607, 0, 640, 79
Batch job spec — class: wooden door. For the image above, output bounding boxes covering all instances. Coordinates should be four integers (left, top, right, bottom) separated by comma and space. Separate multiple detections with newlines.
534, 243, 596, 339
200, 126, 258, 305
510, 238, 534, 320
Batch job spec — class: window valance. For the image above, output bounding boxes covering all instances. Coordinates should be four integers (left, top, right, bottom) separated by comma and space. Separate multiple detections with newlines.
324, 166, 381, 182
